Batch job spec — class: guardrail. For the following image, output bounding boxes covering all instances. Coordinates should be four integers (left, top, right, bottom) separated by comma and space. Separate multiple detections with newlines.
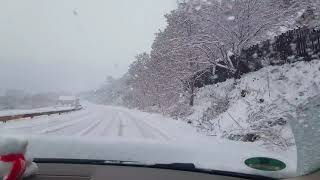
0, 107, 83, 122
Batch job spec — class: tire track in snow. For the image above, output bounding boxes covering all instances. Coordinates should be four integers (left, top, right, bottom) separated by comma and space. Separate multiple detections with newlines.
114, 111, 145, 139
19, 113, 92, 132
77, 116, 105, 136
101, 118, 117, 136
91, 118, 115, 136
2, 104, 176, 140
133, 117, 171, 141
119, 110, 171, 141
118, 119, 124, 137
39, 112, 102, 135
101, 111, 122, 137
2, 110, 90, 132
136, 119, 171, 141
84, 112, 114, 136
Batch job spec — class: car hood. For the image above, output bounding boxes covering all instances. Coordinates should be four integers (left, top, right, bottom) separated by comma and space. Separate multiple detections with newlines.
1, 134, 297, 179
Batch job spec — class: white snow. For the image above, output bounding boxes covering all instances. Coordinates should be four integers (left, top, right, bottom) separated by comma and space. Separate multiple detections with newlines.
189, 59, 320, 143
227, 16, 235, 21
0, 102, 202, 141
0, 102, 298, 178
58, 96, 77, 101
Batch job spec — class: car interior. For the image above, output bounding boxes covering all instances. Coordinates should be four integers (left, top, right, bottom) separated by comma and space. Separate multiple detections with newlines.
26, 161, 320, 180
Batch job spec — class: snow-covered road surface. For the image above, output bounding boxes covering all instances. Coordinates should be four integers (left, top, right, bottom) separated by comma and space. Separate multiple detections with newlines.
0, 103, 202, 141
0, 103, 298, 178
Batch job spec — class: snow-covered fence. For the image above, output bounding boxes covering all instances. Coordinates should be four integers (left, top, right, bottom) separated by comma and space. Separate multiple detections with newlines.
0, 107, 83, 122
235, 26, 320, 75
194, 26, 320, 88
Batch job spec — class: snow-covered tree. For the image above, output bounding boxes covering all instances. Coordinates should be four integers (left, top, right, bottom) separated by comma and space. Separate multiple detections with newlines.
94, 0, 319, 116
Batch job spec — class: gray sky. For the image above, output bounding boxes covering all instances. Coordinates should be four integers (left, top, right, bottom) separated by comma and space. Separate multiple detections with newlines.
0, 0, 176, 95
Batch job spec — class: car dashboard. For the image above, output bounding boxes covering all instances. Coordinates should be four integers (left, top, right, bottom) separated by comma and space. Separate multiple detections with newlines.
24, 161, 320, 180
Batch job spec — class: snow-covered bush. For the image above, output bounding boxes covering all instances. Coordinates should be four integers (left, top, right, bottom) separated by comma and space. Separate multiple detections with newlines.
188, 59, 320, 149
198, 94, 230, 133
244, 100, 295, 150
166, 100, 193, 120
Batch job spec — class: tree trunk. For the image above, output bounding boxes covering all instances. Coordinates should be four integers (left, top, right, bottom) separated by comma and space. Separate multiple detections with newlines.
189, 82, 194, 106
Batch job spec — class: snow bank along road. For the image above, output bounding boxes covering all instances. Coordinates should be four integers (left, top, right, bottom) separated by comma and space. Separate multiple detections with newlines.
0, 103, 202, 141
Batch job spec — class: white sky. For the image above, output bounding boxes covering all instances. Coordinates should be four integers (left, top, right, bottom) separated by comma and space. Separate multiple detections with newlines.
0, 0, 176, 94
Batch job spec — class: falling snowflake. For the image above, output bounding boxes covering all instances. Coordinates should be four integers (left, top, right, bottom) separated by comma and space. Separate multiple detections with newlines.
227, 16, 235, 21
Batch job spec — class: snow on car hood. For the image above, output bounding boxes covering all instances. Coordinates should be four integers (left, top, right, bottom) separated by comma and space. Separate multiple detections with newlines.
2, 134, 297, 179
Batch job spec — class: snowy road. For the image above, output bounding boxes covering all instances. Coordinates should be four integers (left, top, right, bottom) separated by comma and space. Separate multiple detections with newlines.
0, 103, 202, 141
0, 103, 298, 178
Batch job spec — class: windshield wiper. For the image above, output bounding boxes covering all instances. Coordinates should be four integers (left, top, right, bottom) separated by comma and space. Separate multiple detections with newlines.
151, 163, 196, 171
34, 158, 194, 169
34, 158, 275, 180
34, 158, 107, 165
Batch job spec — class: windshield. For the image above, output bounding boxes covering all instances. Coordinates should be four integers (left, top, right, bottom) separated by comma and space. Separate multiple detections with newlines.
0, 0, 320, 179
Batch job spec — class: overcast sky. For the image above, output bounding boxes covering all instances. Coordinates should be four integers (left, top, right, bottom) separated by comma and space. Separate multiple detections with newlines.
0, 0, 176, 95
